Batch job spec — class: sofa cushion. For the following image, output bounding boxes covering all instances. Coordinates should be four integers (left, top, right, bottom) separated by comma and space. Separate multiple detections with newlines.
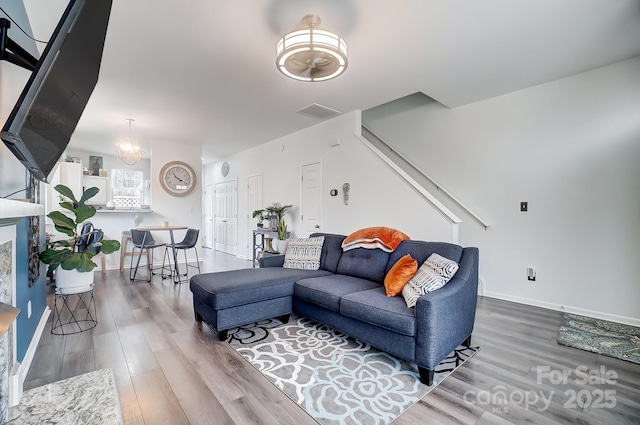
336, 247, 390, 283
283, 236, 324, 270
402, 253, 460, 308
341, 288, 416, 336
190, 268, 333, 310
385, 240, 463, 275
311, 233, 345, 273
384, 254, 418, 297
294, 275, 381, 312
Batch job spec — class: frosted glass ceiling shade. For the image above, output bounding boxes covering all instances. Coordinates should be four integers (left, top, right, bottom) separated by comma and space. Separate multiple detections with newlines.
117, 118, 142, 165
276, 15, 348, 82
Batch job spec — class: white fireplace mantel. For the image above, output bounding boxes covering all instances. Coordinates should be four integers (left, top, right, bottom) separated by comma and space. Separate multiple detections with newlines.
0, 199, 44, 225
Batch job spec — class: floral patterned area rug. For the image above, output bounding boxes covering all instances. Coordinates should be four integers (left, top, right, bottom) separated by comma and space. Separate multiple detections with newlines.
226, 315, 479, 425
557, 313, 640, 364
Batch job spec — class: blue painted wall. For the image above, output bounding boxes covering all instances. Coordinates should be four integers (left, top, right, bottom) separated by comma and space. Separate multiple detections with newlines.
15, 216, 47, 362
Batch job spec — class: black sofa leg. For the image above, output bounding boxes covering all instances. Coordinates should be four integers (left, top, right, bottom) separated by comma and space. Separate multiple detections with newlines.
218, 329, 228, 341
277, 313, 290, 324
463, 335, 472, 347
418, 367, 435, 386
194, 310, 203, 322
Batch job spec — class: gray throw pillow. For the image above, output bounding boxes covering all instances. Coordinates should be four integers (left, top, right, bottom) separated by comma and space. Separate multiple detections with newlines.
402, 253, 459, 308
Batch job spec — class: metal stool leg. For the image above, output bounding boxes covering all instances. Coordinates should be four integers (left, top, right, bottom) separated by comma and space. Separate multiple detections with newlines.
194, 246, 200, 274
160, 246, 174, 279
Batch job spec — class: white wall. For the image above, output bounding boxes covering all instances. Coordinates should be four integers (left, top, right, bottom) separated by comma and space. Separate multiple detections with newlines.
147, 139, 203, 260
363, 57, 640, 324
205, 111, 455, 260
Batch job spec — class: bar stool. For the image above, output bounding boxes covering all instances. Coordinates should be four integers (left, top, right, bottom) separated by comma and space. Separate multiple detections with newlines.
129, 230, 164, 282
162, 228, 201, 278
120, 230, 150, 272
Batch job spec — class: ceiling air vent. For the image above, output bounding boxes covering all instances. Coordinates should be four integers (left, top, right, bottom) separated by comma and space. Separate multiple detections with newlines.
296, 103, 342, 120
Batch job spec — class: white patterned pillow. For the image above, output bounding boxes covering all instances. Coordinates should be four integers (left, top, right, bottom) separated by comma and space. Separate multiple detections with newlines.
283, 236, 325, 270
402, 253, 459, 308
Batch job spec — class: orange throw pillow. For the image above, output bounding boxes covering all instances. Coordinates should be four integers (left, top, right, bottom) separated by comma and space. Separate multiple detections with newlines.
384, 254, 418, 297
342, 226, 411, 252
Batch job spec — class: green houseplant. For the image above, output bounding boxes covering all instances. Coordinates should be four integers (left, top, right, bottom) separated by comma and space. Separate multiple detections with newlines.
40, 184, 120, 282
276, 220, 287, 241
265, 202, 292, 223
252, 209, 266, 228
265, 202, 292, 231
265, 202, 292, 252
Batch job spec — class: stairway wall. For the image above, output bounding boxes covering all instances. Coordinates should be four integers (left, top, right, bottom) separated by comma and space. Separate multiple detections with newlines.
363, 56, 640, 324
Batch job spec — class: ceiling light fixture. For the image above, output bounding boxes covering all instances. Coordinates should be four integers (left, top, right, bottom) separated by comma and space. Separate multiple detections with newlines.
276, 14, 348, 82
117, 118, 142, 166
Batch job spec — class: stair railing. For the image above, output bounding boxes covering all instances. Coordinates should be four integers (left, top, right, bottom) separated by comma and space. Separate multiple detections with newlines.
361, 124, 490, 230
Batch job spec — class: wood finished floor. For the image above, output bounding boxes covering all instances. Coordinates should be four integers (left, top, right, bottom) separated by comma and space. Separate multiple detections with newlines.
25, 249, 640, 424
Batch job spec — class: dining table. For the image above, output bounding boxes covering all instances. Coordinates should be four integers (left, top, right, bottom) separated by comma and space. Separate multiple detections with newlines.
136, 225, 188, 283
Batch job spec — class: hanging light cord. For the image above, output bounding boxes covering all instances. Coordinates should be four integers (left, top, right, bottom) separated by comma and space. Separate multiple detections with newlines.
0, 6, 48, 43
127, 118, 133, 139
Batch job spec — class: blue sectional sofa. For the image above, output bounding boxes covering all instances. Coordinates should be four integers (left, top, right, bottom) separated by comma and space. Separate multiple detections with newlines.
190, 232, 479, 385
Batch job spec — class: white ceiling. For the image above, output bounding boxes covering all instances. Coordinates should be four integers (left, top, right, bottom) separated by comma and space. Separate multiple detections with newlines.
21, 0, 640, 163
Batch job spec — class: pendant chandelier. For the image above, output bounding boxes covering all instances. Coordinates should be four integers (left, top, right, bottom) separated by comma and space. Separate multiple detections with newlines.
117, 118, 142, 165
276, 14, 348, 82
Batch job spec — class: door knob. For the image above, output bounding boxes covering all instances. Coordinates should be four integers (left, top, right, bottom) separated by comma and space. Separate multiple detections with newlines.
314, 225, 320, 228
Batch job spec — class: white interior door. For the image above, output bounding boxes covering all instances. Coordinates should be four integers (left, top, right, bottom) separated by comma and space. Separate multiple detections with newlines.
301, 162, 322, 237
204, 184, 213, 248
247, 174, 262, 253
214, 180, 238, 255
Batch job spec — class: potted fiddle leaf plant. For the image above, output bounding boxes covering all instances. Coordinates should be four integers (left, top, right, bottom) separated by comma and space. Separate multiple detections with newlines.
40, 184, 120, 293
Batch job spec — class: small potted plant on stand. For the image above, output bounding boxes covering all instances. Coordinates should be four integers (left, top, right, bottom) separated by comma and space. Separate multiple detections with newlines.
252, 209, 266, 228
40, 184, 120, 294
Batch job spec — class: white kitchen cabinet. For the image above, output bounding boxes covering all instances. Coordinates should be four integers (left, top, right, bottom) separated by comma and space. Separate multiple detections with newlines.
83, 176, 109, 205
46, 162, 82, 212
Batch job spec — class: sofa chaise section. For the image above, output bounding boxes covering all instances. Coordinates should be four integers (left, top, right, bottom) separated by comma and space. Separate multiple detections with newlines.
190, 267, 333, 339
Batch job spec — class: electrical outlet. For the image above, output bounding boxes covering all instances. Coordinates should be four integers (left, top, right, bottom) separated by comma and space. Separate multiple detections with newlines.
520, 202, 528, 212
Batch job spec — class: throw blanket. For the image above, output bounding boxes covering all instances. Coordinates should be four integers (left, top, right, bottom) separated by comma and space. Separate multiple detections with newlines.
342, 226, 410, 252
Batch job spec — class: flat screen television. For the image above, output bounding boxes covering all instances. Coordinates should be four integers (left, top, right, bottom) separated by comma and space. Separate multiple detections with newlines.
1, 0, 112, 182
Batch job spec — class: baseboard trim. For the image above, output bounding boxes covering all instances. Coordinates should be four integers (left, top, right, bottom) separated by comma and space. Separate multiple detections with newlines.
9, 306, 51, 407
482, 292, 640, 327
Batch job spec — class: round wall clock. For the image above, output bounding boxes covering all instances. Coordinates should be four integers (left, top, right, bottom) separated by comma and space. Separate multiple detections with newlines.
221, 161, 230, 177
159, 161, 197, 196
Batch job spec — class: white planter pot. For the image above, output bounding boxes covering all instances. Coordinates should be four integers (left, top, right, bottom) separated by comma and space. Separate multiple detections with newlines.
55, 266, 94, 294
273, 239, 288, 254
